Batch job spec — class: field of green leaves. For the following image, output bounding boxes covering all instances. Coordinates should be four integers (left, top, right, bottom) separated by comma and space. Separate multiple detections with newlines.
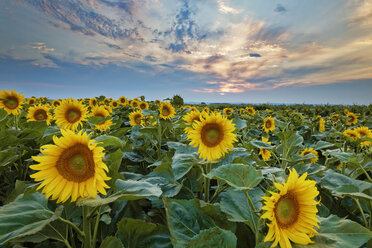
0, 91, 371, 248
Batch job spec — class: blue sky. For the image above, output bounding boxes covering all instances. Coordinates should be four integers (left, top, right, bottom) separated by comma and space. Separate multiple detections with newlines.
0, 0, 371, 104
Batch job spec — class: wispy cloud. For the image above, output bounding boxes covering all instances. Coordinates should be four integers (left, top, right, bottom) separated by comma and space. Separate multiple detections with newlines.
1, 0, 371, 95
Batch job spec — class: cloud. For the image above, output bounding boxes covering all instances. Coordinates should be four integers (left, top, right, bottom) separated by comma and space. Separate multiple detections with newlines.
216, 0, 241, 14
274, 4, 287, 13
4, 0, 371, 95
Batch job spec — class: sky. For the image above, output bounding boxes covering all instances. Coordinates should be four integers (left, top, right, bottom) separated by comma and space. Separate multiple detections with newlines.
0, 0, 371, 104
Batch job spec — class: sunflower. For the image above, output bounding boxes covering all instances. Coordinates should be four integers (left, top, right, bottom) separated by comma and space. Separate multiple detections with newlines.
143, 116, 156, 126
190, 106, 199, 112
90, 106, 112, 131
30, 130, 110, 203
183, 110, 201, 125
52, 99, 61, 108
261, 169, 320, 248
0, 89, 25, 115
139, 101, 149, 110
102, 105, 113, 114
301, 147, 318, 163
27, 104, 52, 125
54, 98, 88, 131
155, 99, 161, 105
130, 99, 140, 109
202, 107, 209, 114
354, 127, 372, 147
343, 129, 360, 141
159, 102, 175, 120
111, 100, 119, 109
239, 108, 244, 115
344, 109, 349, 115
330, 114, 339, 123
89, 98, 98, 107
187, 112, 237, 161
118, 96, 128, 105
246, 107, 255, 116
315, 115, 321, 120
27, 97, 36, 105
318, 118, 325, 132
263, 116, 275, 133
184, 110, 202, 134
223, 108, 233, 117
259, 137, 272, 161
103, 98, 111, 105
129, 110, 143, 126
346, 112, 358, 125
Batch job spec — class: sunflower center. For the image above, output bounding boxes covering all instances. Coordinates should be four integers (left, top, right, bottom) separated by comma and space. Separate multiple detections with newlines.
34, 109, 47, 121
265, 120, 272, 129
275, 193, 299, 228
65, 107, 82, 123
162, 107, 170, 116
201, 123, 224, 147
29, 99, 35, 104
4, 97, 19, 109
56, 143, 95, 182
92, 100, 96, 106
95, 113, 106, 125
135, 115, 141, 124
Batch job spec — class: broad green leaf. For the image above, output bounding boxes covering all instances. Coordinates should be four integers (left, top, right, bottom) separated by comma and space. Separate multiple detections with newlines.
320, 170, 372, 200
217, 148, 251, 166
276, 131, 303, 147
220, 188, 264, 233
323, 149, 355, 163
313, 141, 334, 150
0, 193, 63, 245
170, 143, 199, 180
87, 115, 111, 125
250, 140, 274, 149
294, 215, 372, 248
95, 135, 123, 149
232, 118, 247, 130
199, 202, 236, 232
117, 218, 171, 248
0, 148, 18, 168
163, 198, 216, 248
100, 236, 124, 248
42, 125, 60, 138
77, 180, 162, 206
205, 164, 263, 190
185, 227, 237, 248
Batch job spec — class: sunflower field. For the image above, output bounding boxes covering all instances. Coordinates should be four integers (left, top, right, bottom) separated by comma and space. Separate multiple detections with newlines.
0, 89, 371, 248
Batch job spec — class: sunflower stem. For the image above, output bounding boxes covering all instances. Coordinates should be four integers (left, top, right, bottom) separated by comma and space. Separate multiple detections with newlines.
357, 162, 372, 183
354, 198, 368, 228
58, 217, 85, 238
157, 117, 162, 158
92, 206, 101, 247
82, 206, 91, 248
243, 190, 258, 235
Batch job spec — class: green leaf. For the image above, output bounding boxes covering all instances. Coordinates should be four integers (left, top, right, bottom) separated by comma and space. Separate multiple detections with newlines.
313, 141, 334, 150
232, 118, 247, 130
0, 192, 63, 245
117, 218, 171, 248
42, 125, 61, 138
185, 227, 237, 248
320, 170, 372, 200
100, 236, 124, 248
88, 115, 111, 125
0, 148, 18, 168
220, 188, 264, 232
276, 131, 303, 147
170, 143, 199, 180
77, 180, 162, 206
250, 140, 274, 149
323, 149, 355, 163
294, 215, 372, 248
95, 135, 123, 149
205, 164, 263, 191
163, 198, 216, 248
